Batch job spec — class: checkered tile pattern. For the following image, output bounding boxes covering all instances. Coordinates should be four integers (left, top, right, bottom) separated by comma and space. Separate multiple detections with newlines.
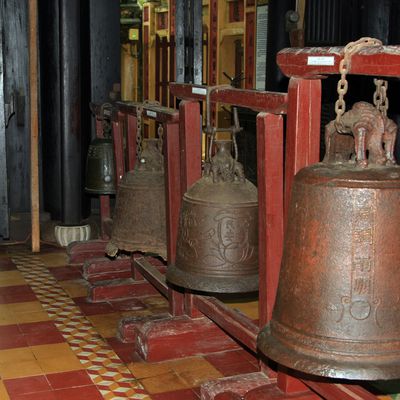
10, 249, 150, 400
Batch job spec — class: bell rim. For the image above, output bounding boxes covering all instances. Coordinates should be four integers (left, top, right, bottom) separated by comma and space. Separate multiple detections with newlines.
257, 325, 400, 380
166, 264, 259, 294
85, 187, 116, 195
108, 239, 167, 260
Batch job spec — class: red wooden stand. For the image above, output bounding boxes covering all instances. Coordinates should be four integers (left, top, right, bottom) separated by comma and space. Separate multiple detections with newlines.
82, 103, 183, 303
67, 103, 127, 264
117, 73, 383, 398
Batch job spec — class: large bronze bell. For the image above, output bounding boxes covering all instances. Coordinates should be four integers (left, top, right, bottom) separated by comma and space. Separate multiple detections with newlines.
85, 104, 116, 195
167, 139, 258, 293
258, 102, 400, 380
107, 137, 167, 259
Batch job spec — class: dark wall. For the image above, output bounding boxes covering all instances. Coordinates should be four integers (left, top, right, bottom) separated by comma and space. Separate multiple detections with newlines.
3, 0, 31, 213
89, 0, 121, 105
39, 0, 120, 222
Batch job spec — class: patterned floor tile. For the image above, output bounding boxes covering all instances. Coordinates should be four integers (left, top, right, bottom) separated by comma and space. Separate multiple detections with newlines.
10, 250, 151, 399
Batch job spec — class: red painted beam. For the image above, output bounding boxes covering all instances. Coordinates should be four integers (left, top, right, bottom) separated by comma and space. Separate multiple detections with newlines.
277, 45, 400, 78
169, 83, 288, 113
193, 296, 259, 352
116, 101, 179, 123
133, 257, 169, 297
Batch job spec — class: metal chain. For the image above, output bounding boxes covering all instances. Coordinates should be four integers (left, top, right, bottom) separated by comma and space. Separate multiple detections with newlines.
100, 103, 113, 138
157, 123, 164, 151
373, 78, 389, 118
136, 105, 143, 158
335, 37, 382, 123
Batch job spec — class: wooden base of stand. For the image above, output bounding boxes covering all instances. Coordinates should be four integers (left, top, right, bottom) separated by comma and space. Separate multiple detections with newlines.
83, 257, 132, 283
67, 240, 108, 264
118, 314, 240, 362
201, 373, 319, 400
88, 278, 159, 302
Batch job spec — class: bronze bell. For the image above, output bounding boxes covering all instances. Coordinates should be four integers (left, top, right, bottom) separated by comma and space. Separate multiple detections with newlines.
258, 102, 400, 380
167, 139, 258, 293
85, 104, 116, 195
107, 138, 167, 259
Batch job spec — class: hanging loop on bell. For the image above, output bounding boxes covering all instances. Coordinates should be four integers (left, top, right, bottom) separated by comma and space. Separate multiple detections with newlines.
100, 102, 113, 138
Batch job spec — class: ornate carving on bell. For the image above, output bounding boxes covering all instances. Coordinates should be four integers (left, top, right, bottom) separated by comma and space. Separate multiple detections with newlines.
258, 101, 400, 380
85, 103, 116, 195
107, 137, 167, 259
167, 132, 259, 293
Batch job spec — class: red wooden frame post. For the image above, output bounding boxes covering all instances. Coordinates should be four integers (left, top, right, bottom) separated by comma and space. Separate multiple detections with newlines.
163, 121, 181, 265
168, 100, 202, 317
284, 78, 321, 218
277, 77, 322, 395
256, 112, 284, 327
126, 114, 137, 171
112, 112, 126, 186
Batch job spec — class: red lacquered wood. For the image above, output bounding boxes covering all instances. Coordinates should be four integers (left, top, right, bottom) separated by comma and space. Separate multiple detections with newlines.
209, 0, 218, 86
193, 296, 259, 352
133, 257, 168, 297
88, 278, 159, 303
178, 100, 202, 318
82, 257, 132, 283
303, 381, 379, 400
126, 114, 137, 171
201, 372, 270, 400
245, 11, 255, 89
164, 122, 181, 265
112, 117, 126, 185
67, 240, 108, 264
284, 77, 321, 220
132, 315, 239, 362
99, 196, 111, 240
115, 101, 180, 123
278, 371, 309, 394
170, 83, 288, 113
256, 113, 284, 327
277, 45, 400, 79
179, 100, 202, 189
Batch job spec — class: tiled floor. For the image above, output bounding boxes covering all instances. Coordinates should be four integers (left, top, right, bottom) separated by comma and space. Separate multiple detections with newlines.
0, 243, 398, 400
0, 244, 261, 399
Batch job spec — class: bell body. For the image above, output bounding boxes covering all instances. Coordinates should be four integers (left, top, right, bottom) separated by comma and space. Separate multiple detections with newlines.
258, 163, 400, 380
109, 139, 167, 259
85, 137, 116, 194
167, 141, 258, 293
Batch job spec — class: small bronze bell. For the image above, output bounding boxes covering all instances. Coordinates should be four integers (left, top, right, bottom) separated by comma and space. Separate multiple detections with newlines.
107, 137, 167, 259
85, 104, 116, 195
167, 136, 259, 293
258, 101, 400, 380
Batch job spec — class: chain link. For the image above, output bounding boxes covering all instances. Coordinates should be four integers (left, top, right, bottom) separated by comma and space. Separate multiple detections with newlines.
157, 123, 164, 152
335, 37, 382, 123
100, 103, 113, 138
373, 78, 389, 118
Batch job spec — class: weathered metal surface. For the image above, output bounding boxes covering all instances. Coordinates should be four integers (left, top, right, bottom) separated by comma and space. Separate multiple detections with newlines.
108, 138, 167, 259
85, 137, 116, 195
259, 108, 400, 380
167, 140, 258, 293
